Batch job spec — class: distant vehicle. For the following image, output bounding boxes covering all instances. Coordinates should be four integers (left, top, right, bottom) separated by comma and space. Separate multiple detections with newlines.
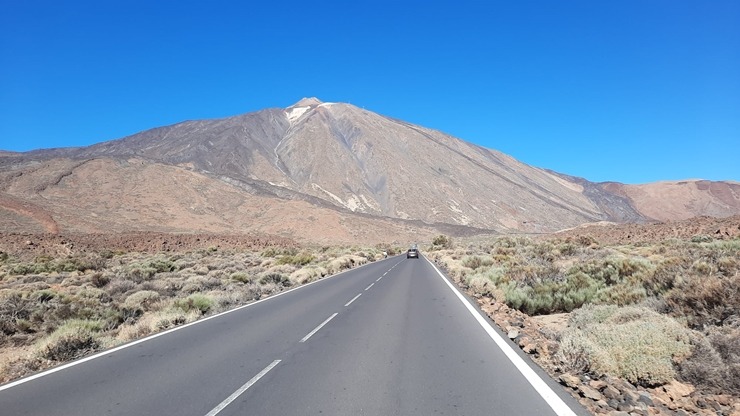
406, 247, 419, 259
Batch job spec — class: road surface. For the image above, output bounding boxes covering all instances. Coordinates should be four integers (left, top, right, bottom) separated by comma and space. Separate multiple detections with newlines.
0, 255, 589, 415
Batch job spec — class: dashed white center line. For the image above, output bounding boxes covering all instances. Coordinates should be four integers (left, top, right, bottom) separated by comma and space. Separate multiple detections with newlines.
205, 359, 281, 416
344, 293, 362, 306
300, 313, 338, 343
365, 283, 374, 291
376, 276, 383, 282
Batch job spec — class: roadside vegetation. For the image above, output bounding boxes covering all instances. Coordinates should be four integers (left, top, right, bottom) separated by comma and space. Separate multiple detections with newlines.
0, 244, 394, 383
427, 234, 740, 396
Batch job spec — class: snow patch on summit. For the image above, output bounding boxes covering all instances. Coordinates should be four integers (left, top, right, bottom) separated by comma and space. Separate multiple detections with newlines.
286, 106, 310, 123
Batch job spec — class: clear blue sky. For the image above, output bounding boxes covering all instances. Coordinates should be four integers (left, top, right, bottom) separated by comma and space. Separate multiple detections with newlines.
1, 1, 738, 184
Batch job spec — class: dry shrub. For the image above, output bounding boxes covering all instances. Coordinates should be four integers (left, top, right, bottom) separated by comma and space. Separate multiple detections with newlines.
643, 257, 687, 296
558, 305, 692, 387
465, 267, 506, 297
117, 318, 154, 342
152, 308, 191, 329
107, 278, 137, 298
258, 272, 291, 287
325, 255, 366, 275
665, 274, 740, 329
90, 272, 109, 288
123, 290, 161, 312
37, 319, 104, 362
431, 235, 453, 249
206, 269, 228, 280
461, 256, 493, 270
680, 327, 740, 394
290, 266, 326, 285
231, 272, 253, 284
174, 294, 214, 315
181, 275, 223, 293
117, 308, 191, 342
276, 252, 315, 266
436, 254, 467, 279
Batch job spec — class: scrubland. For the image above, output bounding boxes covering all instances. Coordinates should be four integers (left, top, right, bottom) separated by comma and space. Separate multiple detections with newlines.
0, 244, 395, 383
428, 234, 740, 396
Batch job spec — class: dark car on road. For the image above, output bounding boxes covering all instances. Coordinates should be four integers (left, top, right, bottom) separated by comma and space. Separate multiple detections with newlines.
407, 247, 419, 259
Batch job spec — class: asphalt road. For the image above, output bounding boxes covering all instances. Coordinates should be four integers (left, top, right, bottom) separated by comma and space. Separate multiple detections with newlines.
0, 255, 589, 415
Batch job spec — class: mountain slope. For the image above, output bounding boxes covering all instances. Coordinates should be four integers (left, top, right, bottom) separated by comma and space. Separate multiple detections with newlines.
600, 180, 740, 222
0, 157, 461, 243
2, 98, 738, 239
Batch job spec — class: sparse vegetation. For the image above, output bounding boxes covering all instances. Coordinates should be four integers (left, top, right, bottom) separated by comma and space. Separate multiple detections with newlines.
0, 244, 384, 384
429, 233, 740, 394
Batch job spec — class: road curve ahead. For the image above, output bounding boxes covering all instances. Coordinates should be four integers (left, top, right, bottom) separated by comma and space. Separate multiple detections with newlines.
0, 255, 589, 415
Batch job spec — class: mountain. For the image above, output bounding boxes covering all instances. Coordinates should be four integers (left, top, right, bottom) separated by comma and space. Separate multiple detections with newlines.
1, 98, 738, 242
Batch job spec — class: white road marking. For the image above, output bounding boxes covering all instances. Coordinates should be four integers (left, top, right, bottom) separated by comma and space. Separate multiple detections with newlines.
424, 257, 578, 416
365, 283, 374, 291
205, 360, 281, 416
300, 313, 338, 343
376, 276, 383, 282
344, 293, 362, 306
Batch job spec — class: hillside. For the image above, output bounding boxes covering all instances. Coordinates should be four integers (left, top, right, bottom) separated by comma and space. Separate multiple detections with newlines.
1, 98, 738, 242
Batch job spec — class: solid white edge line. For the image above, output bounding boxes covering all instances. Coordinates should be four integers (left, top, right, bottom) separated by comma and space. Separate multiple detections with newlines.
204, 359, 281, 416
0, 255, 390, 392
344, 293, 362, 307
300, 312, 338, 343
424, 256, 577, 416
364, 283, 374, 291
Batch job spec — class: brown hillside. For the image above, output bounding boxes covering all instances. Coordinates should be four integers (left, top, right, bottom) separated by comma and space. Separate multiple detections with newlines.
1, 99, 737, 242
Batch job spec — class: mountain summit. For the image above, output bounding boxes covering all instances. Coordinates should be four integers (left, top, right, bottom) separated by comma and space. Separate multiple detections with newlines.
1, 99, 738, 241
291, 97, 323, 107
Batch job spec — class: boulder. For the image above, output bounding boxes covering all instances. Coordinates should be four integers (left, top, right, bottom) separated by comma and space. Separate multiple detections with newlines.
579, 385, 604, 401
560, 373, 581, 389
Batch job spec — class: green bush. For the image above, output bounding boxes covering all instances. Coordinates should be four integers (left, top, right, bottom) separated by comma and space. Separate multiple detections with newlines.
569, 256, 654, 286
499, 269, 603, 315
691, 235, 713, 243
175, 294, 214, 314
230, 272, 253, 284
432, 235, 453, 249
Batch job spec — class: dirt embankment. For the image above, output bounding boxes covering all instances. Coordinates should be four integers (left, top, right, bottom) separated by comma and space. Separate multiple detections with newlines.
0, 194, 59, 234
552, 215, 740, 245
